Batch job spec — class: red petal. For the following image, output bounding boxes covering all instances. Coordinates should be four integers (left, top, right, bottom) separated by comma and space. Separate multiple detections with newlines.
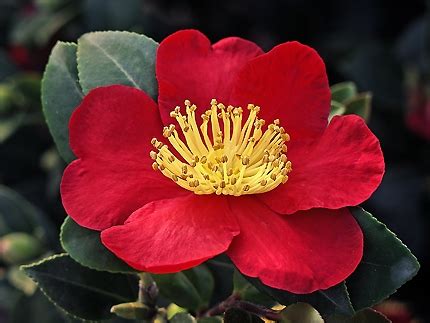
156, 29, 263, 125
259, 115, 385, 214
227, 197, 363, 293
61, 85, 186, 230
230, 41, 330, 140
101, 195, 240, 273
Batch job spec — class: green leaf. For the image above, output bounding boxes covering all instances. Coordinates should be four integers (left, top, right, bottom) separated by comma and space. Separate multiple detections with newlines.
330, 82, 357, 103
41, 41, 83, 163
233, 270, 275, 307
280, 303, 323, 323
347, 208, 420, 310
344, 93, 372, 121
206, 255, 235, 304
22, 254, 137, 320
197, 317, 223, 323
327, 308, 390, 323
329, 100, 346, 121
153, 265, 214, 311
60, 216, 136, 273
171, 313, 197, 323
223, 308, 264, 323
77, 31, 158, 99
248, 279, 354, 318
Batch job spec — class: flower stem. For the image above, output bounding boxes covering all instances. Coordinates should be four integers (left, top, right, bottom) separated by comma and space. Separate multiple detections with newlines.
200, 293, 282, 321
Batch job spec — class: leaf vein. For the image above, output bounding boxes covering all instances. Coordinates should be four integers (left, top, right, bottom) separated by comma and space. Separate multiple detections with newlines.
85, 38, 140, 89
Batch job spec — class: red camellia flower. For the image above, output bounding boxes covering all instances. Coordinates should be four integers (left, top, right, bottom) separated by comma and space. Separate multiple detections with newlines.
61, 30, 384, 293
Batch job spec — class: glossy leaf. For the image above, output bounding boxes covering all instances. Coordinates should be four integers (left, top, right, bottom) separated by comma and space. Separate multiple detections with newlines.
347, 208, 420, 310
60, 216, 135, 273
77, 31, 158, 99
223, 308, 264, 323
331, 82, 357, 103
248, 279, 354, 318
22, 254, 137, 320
280, 302, 323, 323
153, 265, 214, 311
41, 41, 82, 163
327, 308, 390, 323
206, 255, 235, 305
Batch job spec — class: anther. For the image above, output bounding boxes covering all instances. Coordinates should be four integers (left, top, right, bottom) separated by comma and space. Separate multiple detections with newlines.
150, 151, 157, 160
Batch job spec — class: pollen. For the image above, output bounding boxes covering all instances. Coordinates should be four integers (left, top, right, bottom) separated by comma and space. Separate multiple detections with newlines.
150, 99, 292, 196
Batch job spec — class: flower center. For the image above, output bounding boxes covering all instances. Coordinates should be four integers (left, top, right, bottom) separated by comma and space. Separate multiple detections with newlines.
150, 99, 292, 196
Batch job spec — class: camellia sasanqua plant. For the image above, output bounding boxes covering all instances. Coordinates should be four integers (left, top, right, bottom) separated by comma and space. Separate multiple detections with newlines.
22, 30, 419, 323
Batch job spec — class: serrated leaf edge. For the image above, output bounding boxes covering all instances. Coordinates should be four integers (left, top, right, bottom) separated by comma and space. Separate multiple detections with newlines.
40, 40, 82, 163
76, 30, 158, 95
21, 254, 99, 322
349, 207, 420, 308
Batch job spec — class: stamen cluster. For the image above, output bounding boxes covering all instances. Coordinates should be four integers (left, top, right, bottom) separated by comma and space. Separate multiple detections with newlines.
150, 99, 292, 195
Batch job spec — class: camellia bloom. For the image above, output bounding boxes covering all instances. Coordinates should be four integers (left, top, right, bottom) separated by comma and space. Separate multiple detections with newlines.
61, 30, 384, 293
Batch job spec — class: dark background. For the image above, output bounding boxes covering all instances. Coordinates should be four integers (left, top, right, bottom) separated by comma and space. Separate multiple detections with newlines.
0, 0, 429, 322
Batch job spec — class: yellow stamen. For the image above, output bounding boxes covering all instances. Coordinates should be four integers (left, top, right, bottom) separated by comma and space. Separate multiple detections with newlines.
150, 99, 292, 196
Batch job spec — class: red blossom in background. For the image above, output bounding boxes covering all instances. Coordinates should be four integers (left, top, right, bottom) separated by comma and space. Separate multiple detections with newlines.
406, 82, 430, 141
60, 30, 384, 294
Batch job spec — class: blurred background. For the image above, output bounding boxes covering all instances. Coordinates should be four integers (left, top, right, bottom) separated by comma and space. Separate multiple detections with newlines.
0, 0, 429, 322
